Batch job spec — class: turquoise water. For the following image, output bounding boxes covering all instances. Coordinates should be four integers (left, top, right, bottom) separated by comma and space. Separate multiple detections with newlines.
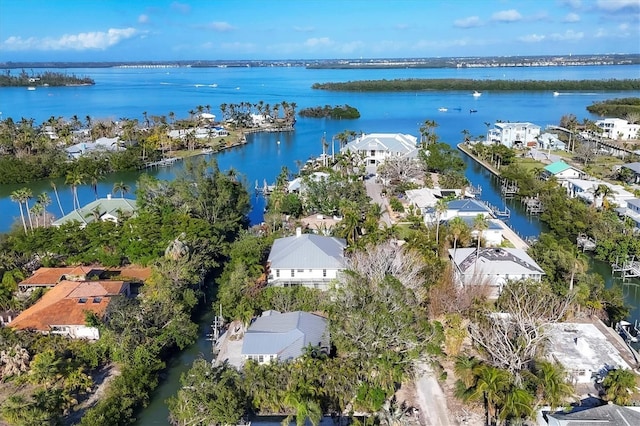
1, 64, 640, 424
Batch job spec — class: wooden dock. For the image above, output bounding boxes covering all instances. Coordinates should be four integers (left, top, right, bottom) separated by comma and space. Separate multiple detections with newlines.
612, 257, 640, 280
577, 234, 597, 252
142, 157, 179, 169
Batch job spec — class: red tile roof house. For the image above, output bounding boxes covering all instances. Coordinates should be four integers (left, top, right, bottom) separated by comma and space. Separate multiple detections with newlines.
10, 265, 151, 339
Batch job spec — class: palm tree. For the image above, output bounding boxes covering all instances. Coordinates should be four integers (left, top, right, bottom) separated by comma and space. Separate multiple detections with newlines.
447, 216, 468, 259
473, 214, 489, 274
10, 189, 28, 233
602, 368, 637, 406
21, 188, 34, 230
499, 386, 534, 424
532, 361, 575, 410
86, 169, 103, 200
65, 170, 84, 210
466, 365, 512, 426
37, 192, 52, 226
434, 199, 448, 246
50, 181, 65, 217
30, 203, 43, 228
112, 181, 130, 198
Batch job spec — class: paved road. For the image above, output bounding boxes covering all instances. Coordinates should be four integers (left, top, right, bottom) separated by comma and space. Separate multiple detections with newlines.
364, 178, 392, 227
415, 363, 453, 426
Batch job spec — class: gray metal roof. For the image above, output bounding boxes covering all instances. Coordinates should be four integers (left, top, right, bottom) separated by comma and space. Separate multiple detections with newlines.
449, 247, 545, 275
52, 197, 137, 226
241, 311, 329, 360
623, 162, 640, 174
547, 402, 640, 425
268, 234, 346, 270
342, 133, 419, 156
447, 199, 492, 213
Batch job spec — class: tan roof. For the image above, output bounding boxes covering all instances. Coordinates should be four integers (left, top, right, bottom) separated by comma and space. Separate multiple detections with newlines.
19, 265, 151, 287
110, 266, 152, 282
9, 280, 121, 332
18, 267, 77, 286
66, 281, 126, 298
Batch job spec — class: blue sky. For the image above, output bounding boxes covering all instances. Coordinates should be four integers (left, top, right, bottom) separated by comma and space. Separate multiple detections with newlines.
1, 0, 639, 62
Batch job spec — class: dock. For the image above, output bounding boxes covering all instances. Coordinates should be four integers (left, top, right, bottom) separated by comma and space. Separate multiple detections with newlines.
486, 202, 510, 218
142, 157, 179, 169
500, 179, 519, 198
522, 196, 544, 215
612, 256, 640, 280
494, 219, 529, 250
577, 234, 597, 252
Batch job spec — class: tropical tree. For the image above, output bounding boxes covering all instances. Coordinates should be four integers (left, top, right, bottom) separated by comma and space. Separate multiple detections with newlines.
529, 360, 576, 410
112, 181, 130, 198
10, 189, 28, 233
37, 192, 52, 226
473, 214, 489, 273
601, 368, 637, 406
434, 199, 448, 246
22, 188, 34, 230
447, 216, 469, 258
65, 170, 84, 210
51, 181, 65, 217
457, 363, 512, 426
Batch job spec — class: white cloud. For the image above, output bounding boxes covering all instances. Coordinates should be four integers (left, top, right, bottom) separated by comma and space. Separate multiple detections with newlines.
138, 14, 149, 24
519, 34, 546, 42
304, 37, 332, 48
205, 21, 235, 32
596, 0, 640, 12
491, 9, 522, 22
454, 16, 482, 28
548, 30, 584, 41
1, 28, 138, 51
563, 12, 580, 22
170, 2, 191, 14
594, 28, 608, 38
559, 0, 582, 9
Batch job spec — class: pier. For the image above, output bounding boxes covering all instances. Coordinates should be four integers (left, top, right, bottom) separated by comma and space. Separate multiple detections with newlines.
500, 179, 519, 198
522, 196, 544, 215
485, 202, 510, 218
142, 157, 179, 169
612, 256, 640, 280
577, 234, 597, 252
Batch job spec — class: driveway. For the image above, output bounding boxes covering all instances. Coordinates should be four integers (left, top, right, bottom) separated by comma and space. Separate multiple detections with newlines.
415, 363, 453, 426
364, 178, 392, 227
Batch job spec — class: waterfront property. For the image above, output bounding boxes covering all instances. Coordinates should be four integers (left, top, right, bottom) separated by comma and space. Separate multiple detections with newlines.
595, 118, 640, 141
10, 279, 129, 339
448, 247, 544, 298
266, 229, 346, 289
52, 195, 137, 227
616, 198, 640, 232
65, 136, 123, 159
340, 133, 419, 170
545, 322, 632, 385
539, 402, 640, 426
487, 122, 541, 148
241, 310, 329, 364
447, 217, 505, 247
621, 162, 640, 184
404, 187, 466, 215
541, 160, 584, 181
287, 171, 330, 193
536, 132, 566, 151
424, 198, 493, 224
565, 179, 636, 209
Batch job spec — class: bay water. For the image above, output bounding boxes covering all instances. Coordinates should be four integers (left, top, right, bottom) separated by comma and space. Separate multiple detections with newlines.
1, 64, 640, 424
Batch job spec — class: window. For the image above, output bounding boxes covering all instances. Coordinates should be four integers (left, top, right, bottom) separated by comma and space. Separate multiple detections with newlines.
291, 269, 295, 277
276, 270, 280, 278
370, 150, 376, 156
297, 269, 304, 273
322, 269, 327, 277
78, 298, 87, 304
93, 297, 102, 303
258, 355, 264, 363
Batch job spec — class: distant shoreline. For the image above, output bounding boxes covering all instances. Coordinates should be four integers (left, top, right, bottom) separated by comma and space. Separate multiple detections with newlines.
1, 53, 638, 70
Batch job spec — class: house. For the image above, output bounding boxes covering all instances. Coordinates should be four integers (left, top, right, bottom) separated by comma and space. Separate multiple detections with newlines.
241, 310, 330, 364
52, 195, 137, 228
424, 199, 493, 224
487, 122, 541, 148
616, 198, 640, 232
17, 265, 151, 293
340, 133, 419, 170
565, 179, 636, 209
9, 280, 129, 339
621, 162, 640, 184
537, 132, 566, 151
545, 322, 632, 384
541, 160, 583, 181
446, 217, 504, 247
64, 137, 122, 159
540, 402, 640, 426
287, 172, 330, 193
405, 188, 465, 215
448, 247, 545, 298
595, 118, 640, 140
267, 229, 346, 290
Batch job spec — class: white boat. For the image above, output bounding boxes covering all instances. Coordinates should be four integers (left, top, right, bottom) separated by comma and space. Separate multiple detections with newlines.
553, 91, 560, 96
27, 86, 36, 91
438, 107, 448, 112
616, 320, 639, 343
472, 91, 482, 97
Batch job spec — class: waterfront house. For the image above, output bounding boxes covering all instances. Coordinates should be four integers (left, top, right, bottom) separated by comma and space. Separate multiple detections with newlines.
17, 265, 151, 293
424, 199, 493, 224
52, 195, 137, 228
565, 179, 635, 209
10, 280, 129, 339
405, 188, 465, 215
545, 322, 632, 385
595, 118, 640, 140
241, 310, 329, 364
536, 132, 566, 151
287, 172, 330, 193
65, 137, 122, 159
621, 162, 640, 184
541, 160, 583, 181
448, 247, 544, 298
446, 217, 504, 247
267, 229, 346, 290
487, 122, 541, 148
616, 198, 640, 232
340, 133, 419, 170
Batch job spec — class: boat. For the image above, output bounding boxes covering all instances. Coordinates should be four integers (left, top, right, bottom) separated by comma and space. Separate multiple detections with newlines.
469, 109, 478, 113
438, 107, 448, 112
472, 91, 482, 97
27, 86, 36, 91
616, 320, 639, 343
553, 91, 560, 96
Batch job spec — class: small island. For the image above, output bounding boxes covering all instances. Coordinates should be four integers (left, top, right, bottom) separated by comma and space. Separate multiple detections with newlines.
0, 69, 95, 87
587, 97, 640, 117
298, 104, 360, 119
312, 78, 640, 92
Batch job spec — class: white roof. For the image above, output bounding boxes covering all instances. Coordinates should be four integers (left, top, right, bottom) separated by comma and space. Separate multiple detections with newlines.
405, 188, 439, 209
342, 133, 419, 157
449, 247, 544, 276
494, 122, 540, 130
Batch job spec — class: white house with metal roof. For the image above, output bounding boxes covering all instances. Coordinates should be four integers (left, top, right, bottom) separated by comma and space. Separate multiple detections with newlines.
448, 247, 544, 298
340, 133, 419, 170
595, 118, 640, 140
621, 162, 640, 184
486, 122, 541, 148
52, 195, 137, 228
616, 198, 640, 232
541, 160, 583, 182
267, 229, 346, 289
241, 310, 330, 364
424, 199, 493, 225
565, 179, 636, 209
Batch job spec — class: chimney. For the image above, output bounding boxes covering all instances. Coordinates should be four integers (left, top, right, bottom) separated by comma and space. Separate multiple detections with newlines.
296, 227, 302, 237
106, 193, 112, 200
